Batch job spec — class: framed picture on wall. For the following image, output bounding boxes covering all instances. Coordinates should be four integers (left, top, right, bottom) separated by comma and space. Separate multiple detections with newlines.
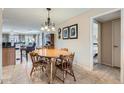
62, 27, 69, 39
58, 28, 61, 39
69, 24, 78, 39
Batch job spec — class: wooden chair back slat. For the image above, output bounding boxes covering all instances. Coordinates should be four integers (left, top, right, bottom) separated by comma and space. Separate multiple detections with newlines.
30, 52, 39, 63
61, 48, 68, 52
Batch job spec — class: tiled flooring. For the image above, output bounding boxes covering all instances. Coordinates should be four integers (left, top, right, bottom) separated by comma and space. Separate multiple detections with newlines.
2, 54, 120, 84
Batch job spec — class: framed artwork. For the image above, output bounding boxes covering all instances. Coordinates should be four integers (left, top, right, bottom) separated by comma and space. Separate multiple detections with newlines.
62, 27, 69, 39
58, 28, 61, 39
69, 24, 78, 39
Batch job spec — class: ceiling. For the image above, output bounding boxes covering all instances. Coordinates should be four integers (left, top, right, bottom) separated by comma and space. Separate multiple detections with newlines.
95, 10, 121, 22
3, 8, 90, 34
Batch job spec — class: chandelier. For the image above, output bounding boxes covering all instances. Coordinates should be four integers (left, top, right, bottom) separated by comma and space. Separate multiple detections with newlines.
41, 8, 55, 31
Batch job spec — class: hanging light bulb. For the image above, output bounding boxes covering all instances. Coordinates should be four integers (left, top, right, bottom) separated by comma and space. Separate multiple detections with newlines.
44, 26, 48, 29
41, 27, 45, 31
47, 28, 50, 31
51, 27, 55, 31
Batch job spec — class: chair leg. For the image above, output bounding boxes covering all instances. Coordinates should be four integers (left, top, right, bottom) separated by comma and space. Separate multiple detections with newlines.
63, 71, 66, 83
26, 52, 28, 61
66, 70, 67, 75
39, 66, 42, 74
54, 67, 57, 80
71, 70, 76, 81
30, 66, 35, 76
44, 66, 48, 77
41, 66, 44, 72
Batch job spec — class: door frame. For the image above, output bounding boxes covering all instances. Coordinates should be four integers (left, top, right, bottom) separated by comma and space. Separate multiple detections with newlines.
90, 8, 124, 83
0, 9, 2, 83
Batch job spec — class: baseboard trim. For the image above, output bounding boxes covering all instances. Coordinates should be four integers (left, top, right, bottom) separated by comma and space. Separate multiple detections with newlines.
101, 62, 112, 67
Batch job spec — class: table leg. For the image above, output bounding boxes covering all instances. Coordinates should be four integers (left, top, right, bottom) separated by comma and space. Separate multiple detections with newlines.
20, 49, 22, 63
50, 61, 53, 83
49, 58, 55, 84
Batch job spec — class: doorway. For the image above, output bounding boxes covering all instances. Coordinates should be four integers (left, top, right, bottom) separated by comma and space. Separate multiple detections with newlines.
92, 21, 101, 65
91, 9, 122, 83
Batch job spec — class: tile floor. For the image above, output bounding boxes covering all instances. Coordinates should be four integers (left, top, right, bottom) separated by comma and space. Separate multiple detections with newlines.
2, 54, 120, 84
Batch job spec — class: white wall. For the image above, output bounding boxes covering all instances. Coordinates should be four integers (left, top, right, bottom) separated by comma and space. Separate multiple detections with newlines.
0, 9, 2, 83
55, 8, 116, 70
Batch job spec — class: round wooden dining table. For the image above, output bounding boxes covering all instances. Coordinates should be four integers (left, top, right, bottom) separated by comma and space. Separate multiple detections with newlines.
34, 48, 71, 83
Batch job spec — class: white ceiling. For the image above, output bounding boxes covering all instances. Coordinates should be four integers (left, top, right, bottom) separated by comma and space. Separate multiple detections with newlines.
3, 8, 90, 34
95, 10, 121, 22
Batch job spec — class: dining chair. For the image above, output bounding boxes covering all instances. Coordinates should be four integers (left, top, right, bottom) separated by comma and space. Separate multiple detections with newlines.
55, 48, 68, 65
30, 51, 45, 76
55, 52, 76, 83
26, 42, 36, 61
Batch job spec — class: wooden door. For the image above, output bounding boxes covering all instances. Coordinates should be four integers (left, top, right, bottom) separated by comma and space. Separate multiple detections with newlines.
101, 21, 112, 66
112, 19, 121, 67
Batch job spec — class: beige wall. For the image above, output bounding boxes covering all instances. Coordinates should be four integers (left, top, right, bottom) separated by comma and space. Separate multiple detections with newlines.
121, 9, 124, 83
101, 21, 112, 66
55, 8, 116, 70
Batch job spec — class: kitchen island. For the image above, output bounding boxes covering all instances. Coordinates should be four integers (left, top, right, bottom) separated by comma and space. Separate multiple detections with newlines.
2, 47, 15, 66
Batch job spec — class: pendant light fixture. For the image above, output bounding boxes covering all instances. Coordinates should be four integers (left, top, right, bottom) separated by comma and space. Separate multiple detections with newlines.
41, 8, 55, 31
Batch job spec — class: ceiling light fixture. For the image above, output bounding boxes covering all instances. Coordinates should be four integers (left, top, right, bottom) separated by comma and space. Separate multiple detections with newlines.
41, 8, 55, 32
